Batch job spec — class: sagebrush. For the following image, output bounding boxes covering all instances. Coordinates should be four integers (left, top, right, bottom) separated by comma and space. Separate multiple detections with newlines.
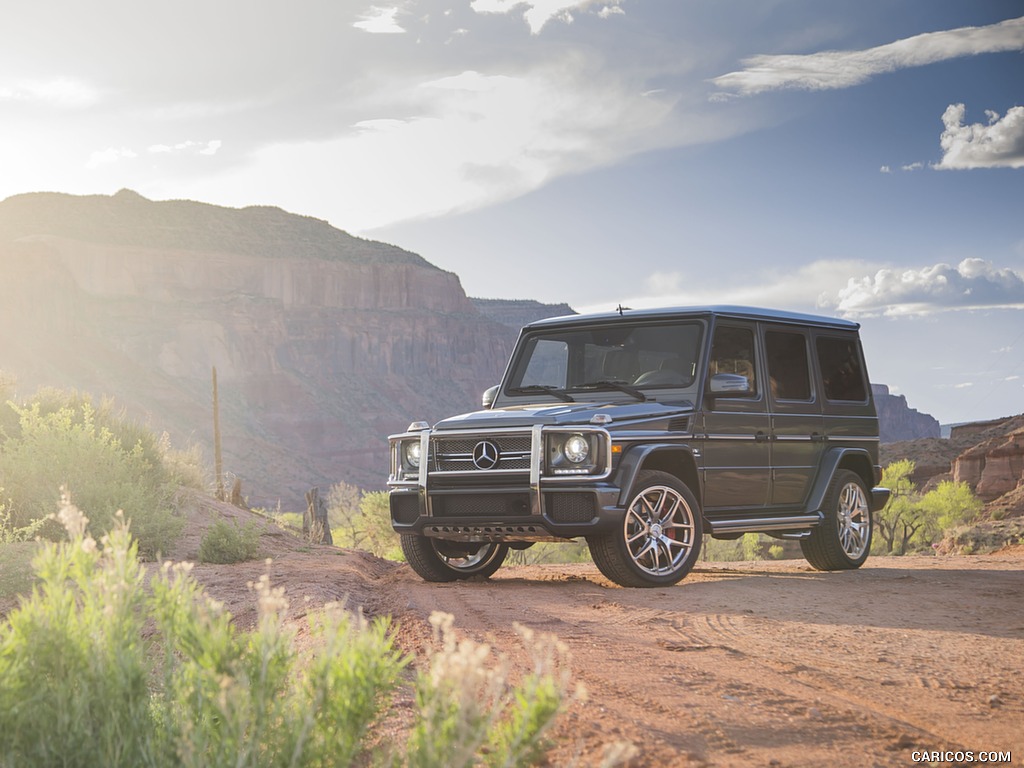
0, 388, 203, 557
0, 498, 574, 767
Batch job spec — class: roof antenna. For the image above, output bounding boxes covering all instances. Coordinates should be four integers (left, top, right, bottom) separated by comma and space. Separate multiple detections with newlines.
616, 304, 631, 316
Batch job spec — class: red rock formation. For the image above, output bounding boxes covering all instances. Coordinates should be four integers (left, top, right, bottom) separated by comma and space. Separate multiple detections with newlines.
953, 427, 1024, 502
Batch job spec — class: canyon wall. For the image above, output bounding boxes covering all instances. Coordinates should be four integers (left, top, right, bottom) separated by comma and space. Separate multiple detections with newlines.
0, 192, 521, 508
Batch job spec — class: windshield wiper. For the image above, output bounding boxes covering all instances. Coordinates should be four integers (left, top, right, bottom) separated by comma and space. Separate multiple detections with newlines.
507, 385, 576, 403
572, 380, 649, 402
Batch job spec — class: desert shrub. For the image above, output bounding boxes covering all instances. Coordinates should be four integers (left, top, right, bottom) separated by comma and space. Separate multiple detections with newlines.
0, 541, 37, 602
198, 518, 262, 564
404, 612, 573, 768
0, 390, 191, 557
356, 491, 404, 560
329, 487, 404, 560
0, 499, 574, 768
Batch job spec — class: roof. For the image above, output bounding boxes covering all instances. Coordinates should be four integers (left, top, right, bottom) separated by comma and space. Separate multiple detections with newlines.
524, 305, 860, 331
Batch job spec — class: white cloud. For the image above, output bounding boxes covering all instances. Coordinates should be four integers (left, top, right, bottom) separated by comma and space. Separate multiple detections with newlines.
171, 62, 677, 232
471, 0, 624, 34
711, 15, 1024, 97
827, 258, 1024, 317
0, 77, 99, 107
353, 6, 405, 34
880, 165, 891, 173
901, 162, 923, 171
935, 103, 1024, 169
577, 259, 875, 315
86, 147, 138, 169
147, 139, 222, 156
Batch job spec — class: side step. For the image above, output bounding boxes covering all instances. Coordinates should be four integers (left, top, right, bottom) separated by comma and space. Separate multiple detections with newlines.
708, 513, 823, 538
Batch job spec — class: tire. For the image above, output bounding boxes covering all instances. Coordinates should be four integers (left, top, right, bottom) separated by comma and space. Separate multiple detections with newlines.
801, 469, 872, 570
587, 470, 703, 588
400, 535, 508, 582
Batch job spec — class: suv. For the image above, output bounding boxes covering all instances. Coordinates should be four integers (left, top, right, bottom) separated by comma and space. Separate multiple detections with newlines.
388, 306, 890, 588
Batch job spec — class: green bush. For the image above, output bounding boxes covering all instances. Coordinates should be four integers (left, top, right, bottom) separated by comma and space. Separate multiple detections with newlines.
0, 390, 200, 558
0, 500, 574, 768
198, 518, 262, 564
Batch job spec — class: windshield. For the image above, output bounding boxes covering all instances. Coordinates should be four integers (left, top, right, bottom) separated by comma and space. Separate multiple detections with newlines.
502, 321, 704, 403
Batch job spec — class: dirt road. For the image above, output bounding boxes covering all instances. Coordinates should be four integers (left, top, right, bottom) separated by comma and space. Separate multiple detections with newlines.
182, 501, 1022, 768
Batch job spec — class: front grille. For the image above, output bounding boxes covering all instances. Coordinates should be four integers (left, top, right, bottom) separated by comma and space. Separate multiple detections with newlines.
432, 433, 532, 472
391, 495, 420, 524
546, 492, 597, 524
431, 493, 531, 518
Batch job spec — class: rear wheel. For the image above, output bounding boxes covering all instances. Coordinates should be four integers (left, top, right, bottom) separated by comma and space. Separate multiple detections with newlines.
588, 470, 703, 588
400, 535, 508, 582
801, 469, 872, 570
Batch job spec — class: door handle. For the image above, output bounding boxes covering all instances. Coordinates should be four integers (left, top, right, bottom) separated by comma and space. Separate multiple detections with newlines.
755, 431, 769, 443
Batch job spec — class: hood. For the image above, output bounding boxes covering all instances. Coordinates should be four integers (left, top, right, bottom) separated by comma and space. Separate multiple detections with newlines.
433, 399, 694, 431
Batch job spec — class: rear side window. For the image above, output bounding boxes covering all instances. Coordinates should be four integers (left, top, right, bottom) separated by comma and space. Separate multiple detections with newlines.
766, 331, 812, 400
816, 336, 867, 402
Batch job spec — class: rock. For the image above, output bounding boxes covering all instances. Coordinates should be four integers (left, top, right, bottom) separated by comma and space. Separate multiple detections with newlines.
871, 384, 941, 443
953, 427, 1024, 501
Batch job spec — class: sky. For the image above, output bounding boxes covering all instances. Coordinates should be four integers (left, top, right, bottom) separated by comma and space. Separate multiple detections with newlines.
1, 0, 1022, 425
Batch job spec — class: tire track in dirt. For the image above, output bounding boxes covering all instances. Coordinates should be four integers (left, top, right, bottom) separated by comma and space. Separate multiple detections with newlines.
375, 555, 1023, 767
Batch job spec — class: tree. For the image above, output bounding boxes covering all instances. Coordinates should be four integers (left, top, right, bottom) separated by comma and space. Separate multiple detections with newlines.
874, 460, 984, 555
918, 480, 983, 544
874, 460, 923, 555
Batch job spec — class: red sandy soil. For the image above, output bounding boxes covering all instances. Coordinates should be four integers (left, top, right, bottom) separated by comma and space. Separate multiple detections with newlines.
6, 494, 1019, 767
166, 496, 1024, 767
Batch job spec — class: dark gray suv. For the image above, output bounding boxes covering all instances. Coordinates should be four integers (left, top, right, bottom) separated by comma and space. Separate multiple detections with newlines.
388, 306, 890, 588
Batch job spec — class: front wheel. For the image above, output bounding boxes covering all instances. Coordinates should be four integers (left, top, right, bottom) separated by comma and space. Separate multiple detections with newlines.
400, 535, 508, 582
587, 470, 703, 588
801, 469, 872, 570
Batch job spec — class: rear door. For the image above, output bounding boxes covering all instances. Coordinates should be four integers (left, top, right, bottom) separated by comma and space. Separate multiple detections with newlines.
764, 325, 823, 508
814, 332, 879, 447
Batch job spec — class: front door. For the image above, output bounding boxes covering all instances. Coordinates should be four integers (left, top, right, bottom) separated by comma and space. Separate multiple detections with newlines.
699, 322, 771, 513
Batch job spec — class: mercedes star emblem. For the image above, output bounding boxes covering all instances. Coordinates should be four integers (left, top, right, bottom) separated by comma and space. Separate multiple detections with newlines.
472, 440, 501, 470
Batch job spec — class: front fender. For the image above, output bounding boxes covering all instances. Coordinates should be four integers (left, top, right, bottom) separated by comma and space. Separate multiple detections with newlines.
614, 443, 700, 507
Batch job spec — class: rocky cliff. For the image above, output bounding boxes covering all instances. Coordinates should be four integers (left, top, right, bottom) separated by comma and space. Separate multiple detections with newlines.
0, 191, 522, 508
882, 414, 1024, 518
871, 384, 941, 443
472, 298, 576, 329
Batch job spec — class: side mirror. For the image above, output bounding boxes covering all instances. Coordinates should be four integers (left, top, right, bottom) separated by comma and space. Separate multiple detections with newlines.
708, 373, 751, 395
482, 385, 499, 409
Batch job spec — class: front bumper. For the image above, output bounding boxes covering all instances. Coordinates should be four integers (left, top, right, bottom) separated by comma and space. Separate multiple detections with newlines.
389, 483, 624, 542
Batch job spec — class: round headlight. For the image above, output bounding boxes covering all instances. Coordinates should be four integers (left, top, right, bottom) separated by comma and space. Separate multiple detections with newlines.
563, 434, 590, 464
404, 441, 422, 468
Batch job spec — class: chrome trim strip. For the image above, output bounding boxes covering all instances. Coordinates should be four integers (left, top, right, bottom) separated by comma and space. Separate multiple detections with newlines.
530, 424, 543, 515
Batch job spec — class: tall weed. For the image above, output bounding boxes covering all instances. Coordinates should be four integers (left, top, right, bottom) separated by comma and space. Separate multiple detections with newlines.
0, 497, 573, 768
404, 612, 574, 768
